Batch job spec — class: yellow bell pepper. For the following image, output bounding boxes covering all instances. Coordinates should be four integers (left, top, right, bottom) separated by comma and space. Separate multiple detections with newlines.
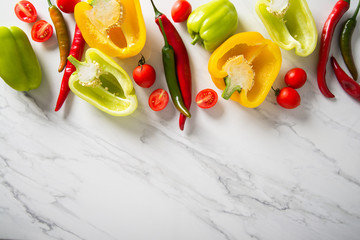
208, 32, 282, 108
74, 0, 146, 58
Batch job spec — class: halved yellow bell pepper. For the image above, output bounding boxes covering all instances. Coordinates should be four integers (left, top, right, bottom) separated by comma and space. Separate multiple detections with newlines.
208, 32, 282, 108
74, 0, 146, 58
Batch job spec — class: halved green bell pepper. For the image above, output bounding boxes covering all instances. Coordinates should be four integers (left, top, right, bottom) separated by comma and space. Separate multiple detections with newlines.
187, 0, 238, 52
255, 0, 317, 57
68, 48, 137, 116
0, 26, 41, 91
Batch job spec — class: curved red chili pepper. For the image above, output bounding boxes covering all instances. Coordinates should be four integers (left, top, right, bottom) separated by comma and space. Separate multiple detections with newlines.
55, 24, 86, 111
331, 56, 360, 101
317, 0, 350, 98
151, 2, 192, 131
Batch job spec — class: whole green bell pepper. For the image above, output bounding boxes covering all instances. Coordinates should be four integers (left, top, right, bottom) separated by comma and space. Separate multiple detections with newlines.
68, 48, 138, 116
255, 0, 317, 57
187, 0, 238, 52
0, 26, 41, 91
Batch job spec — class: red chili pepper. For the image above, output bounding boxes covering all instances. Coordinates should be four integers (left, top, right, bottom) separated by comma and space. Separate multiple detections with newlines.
330, 56, 360, 101
317, 0, 350, 98
55, 24, 85, 111
150, 0, 192, 131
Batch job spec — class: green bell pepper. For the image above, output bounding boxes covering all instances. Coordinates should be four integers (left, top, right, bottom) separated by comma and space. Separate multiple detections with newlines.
0, 26, 41, 91
68, 48, 138, 116
187, 0, 238, 52
255, 0, 317, 57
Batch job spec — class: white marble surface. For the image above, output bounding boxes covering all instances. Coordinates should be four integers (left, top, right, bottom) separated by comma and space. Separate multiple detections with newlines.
1, 0, 360, 239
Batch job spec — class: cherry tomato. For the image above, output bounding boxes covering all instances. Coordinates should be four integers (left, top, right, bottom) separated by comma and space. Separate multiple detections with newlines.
276, 87, 301, 109
56, 0, 81, 13
31, 20, 53, 42
284, 68, 307, 89
133, 60, 156, 88
171, 0, 192, 23
196, 89, 218, 109
149, 89, 169, 111
14, 1, 37, 23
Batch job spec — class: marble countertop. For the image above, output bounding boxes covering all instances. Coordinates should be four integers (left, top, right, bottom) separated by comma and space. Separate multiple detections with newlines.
1, 0, 360, 239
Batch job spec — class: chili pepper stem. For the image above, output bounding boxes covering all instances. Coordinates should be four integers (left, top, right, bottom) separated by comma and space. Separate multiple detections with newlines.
47, 0, 53, 7
351, 0, 360, 19
158, 18, 170, 47
149, 0, 162, 18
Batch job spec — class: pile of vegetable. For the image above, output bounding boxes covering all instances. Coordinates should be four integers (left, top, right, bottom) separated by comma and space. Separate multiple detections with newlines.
0, 0, 359, 131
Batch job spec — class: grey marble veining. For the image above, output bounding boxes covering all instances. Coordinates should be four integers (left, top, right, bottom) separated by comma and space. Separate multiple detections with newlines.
1, 0, 360, 239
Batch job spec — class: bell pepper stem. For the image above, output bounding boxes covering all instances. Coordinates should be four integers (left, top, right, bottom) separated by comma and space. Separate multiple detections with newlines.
191, 34, 201, 45
67, 55, 83, 68
222, 76, 242, 100
150, 0, 162, 18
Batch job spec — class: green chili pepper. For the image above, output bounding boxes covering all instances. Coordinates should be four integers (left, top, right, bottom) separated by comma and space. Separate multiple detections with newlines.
187, 0, 238, 52
67, 48, 138, 116
340, 0, 360, 81
0, 26, 41, 91
158, 18, 191, 118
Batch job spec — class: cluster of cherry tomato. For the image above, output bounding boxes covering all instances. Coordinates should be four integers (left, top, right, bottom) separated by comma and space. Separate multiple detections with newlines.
133, 0, 218, 112
274, 68, 307, 109
14, 0, 79, 42
132, 54, 218, 111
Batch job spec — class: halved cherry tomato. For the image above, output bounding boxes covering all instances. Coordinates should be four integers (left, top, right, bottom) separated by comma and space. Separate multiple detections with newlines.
171, 0, 192, 23
14, 1, 37, 23
149, 89, 169, 111
284, 68, 307, 89
31, 20, 53, 42
56, 0, 81, 14
196, 89, 218, 109
276, 87, 301, 109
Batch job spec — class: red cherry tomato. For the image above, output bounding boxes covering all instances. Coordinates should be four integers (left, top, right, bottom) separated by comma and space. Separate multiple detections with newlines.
276, 87, 301, 109
56, 0, 81, 14
14, 1, 37, 23
149, 89, 169, 111
171, 0, 192, 23
284, 68, 307, 89
133, 61, 156, 88
196, 89, 218, 109
31, 20, 53, 42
